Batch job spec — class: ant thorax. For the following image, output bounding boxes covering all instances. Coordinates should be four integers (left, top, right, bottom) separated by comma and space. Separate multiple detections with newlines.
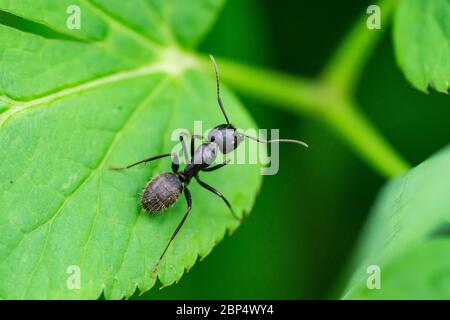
192, 142, 218, 166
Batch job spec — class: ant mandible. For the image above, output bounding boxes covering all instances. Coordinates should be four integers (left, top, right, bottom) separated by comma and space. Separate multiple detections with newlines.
109, 55, 308, 274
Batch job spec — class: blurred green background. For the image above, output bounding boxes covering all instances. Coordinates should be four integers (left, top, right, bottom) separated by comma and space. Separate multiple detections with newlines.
134, 0, 449, 299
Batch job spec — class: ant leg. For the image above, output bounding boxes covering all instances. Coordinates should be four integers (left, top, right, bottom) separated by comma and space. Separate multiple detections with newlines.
190, 134, 195, 159
171, 154, 180, 173
179, 132, 203, 161
202, 159, 231, 172
109, 153, 172, 170
152, 187, 192, 275
189, 134, 205, 158
194, 175, 241, 222
179, 135, 189, 164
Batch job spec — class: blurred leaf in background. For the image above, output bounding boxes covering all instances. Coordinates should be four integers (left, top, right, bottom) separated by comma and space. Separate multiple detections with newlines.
345, 145, 450, 299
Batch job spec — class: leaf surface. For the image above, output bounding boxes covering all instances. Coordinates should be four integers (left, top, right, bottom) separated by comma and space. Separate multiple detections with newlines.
0, 0, 262, 299
394, 0, 450, 93
345, 145, 450, 299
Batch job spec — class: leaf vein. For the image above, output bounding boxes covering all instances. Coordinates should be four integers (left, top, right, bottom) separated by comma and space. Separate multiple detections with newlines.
0, 61, 181, 128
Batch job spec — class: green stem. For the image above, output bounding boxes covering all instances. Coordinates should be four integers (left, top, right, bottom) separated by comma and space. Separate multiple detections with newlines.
320, 100, 409, 178
197, 58, 319, 115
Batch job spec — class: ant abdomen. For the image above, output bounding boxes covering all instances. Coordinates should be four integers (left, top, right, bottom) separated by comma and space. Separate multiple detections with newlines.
141, 173, 182, 213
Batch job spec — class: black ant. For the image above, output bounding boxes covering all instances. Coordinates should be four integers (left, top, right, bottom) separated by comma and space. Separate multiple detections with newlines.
109, 55, 308, 274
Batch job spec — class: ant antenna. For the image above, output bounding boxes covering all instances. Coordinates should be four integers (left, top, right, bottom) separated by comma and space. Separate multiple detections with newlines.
239, 132, 309, 148
210, 54, 230, 125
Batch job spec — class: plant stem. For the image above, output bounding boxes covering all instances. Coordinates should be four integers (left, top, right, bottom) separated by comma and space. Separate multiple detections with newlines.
320, 100, 409, 178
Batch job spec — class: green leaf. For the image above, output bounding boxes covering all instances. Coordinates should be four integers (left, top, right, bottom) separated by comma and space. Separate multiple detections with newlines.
344, 145, 450, 299
0, 0, 262, 299
393, 0, 450, 93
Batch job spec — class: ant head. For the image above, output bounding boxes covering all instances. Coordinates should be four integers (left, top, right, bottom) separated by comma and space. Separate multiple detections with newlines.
208, 124, 244, 154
